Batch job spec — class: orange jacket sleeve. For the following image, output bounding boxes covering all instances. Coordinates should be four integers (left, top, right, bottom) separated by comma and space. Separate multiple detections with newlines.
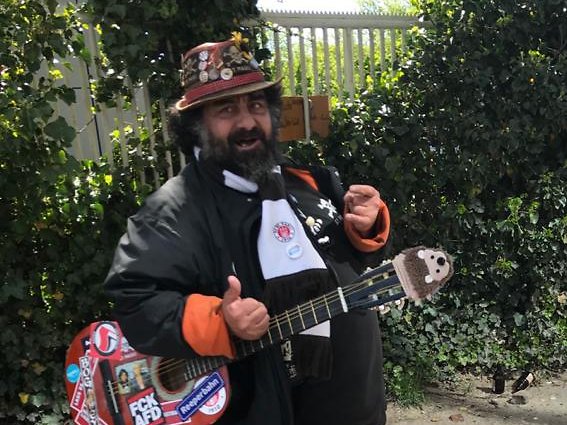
344, 199, 390, 253
182, 294, 235, 359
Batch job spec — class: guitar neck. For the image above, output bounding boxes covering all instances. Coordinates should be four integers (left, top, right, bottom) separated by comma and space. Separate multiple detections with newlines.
185, 261, 404, 379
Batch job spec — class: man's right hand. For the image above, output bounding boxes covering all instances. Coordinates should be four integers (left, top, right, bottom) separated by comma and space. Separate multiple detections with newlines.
222, 275, 270, 340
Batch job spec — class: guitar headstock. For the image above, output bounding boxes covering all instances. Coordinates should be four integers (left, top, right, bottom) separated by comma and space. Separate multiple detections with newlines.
392, 246, 454, 302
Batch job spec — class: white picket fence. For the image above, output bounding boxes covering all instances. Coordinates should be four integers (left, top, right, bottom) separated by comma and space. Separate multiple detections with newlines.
257, 10, 420, 98
51, 5, 422, 186
254, 10, 421, 141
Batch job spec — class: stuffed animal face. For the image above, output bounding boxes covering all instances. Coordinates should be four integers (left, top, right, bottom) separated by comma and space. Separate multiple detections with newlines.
417, 248, 452, 284
392, 246, 454, 301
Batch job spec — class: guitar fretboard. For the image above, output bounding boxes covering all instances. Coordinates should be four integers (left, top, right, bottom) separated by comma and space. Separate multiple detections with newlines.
182, 261, 403, 380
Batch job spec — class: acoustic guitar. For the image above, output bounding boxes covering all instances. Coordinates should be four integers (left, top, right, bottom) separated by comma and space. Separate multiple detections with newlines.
64, 246, 453, 425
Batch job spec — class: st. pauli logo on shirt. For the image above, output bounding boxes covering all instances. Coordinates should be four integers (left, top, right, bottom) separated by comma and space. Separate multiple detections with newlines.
272, 222, 295, 242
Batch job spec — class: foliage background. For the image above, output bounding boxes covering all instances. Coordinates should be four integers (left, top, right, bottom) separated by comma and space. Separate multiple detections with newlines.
315, 0, 567, 402
1, 0, 566, 423
0, 0, 258, 423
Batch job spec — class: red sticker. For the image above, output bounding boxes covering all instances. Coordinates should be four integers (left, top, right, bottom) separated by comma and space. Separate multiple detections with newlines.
127, 387, 165, 425
90, 321, 121, 359
272, 222, 295, 242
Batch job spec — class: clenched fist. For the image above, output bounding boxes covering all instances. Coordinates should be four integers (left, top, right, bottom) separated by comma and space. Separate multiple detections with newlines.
343, 184, 381, 237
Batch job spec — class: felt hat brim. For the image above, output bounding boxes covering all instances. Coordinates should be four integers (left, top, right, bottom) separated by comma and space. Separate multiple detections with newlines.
175, 77, 282, 112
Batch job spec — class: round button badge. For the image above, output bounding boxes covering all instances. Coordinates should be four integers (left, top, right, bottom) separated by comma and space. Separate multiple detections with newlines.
287, 243, 303, 259
220, 68, 234, 80
208, 68, 220, 81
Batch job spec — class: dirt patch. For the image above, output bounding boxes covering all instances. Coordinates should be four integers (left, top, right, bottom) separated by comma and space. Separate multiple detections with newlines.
387, 372, 567, 425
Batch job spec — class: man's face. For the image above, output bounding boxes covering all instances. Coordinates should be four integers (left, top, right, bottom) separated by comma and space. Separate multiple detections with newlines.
200, 91, 277, 181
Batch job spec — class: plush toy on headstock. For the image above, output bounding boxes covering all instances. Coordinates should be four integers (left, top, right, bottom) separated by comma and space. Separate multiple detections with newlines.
392, 246, 454, 302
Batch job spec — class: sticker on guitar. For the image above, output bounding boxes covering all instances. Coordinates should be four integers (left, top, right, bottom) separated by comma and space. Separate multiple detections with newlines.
64, 246, 453, 425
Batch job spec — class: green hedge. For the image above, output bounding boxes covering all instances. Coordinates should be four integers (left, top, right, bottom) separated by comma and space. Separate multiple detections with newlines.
315, 0, 567, 399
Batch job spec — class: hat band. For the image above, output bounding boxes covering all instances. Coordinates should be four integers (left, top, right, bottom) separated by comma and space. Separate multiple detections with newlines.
181, 71, 265, 105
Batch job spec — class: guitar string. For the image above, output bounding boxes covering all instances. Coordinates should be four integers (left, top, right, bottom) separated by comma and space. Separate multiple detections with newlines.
106, 272, 401, 394
106, 268, 402, 393
106, 295, 358, 394
105, 267, 401, 393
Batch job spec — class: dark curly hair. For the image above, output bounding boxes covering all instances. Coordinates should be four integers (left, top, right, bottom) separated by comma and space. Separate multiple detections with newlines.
167, 84, 282, 158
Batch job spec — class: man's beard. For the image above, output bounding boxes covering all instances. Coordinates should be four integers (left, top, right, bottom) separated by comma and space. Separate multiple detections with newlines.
199, 125, 279, 183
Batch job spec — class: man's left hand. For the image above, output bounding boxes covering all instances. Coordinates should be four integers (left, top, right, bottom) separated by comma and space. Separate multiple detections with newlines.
343, 184, 381, 237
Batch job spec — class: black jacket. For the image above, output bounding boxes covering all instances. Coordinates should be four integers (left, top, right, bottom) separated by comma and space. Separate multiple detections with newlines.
105, 160, 388, 425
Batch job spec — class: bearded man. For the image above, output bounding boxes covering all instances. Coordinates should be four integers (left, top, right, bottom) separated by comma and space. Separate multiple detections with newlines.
105, 34, 391, 425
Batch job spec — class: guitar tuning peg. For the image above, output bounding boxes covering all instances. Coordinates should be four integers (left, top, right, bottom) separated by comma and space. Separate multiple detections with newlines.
377, 304, 391, 315
413, 299, 423, 306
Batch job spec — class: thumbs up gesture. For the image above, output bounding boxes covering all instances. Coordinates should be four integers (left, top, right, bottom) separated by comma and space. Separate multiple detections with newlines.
222, 276, 270, 340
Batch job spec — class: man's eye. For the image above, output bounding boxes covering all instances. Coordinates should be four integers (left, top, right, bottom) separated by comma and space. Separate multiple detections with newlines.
251, 101, 266, 111
219, 105, 234, 115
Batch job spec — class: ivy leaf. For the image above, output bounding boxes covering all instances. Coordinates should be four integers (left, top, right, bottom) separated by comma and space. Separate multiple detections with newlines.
45, 0, 58, 13
58, 87, 76, 105
44, 117, 76, 145
513, 313, 526, 326
90, 202, 104, 217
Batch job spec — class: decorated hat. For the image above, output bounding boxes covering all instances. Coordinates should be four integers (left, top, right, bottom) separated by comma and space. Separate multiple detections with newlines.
175, 32, 281, 111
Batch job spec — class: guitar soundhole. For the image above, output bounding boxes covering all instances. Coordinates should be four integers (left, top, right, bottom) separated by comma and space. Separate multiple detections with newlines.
156, 358, 191, 393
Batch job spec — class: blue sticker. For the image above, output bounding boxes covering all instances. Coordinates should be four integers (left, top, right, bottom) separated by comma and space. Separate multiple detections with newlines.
66, 363, 80, 384
287, 243, 303, 259
176, 371, 224, 421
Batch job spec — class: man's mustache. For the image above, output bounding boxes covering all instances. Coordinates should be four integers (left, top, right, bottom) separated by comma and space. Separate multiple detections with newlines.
228, 127, 267, 145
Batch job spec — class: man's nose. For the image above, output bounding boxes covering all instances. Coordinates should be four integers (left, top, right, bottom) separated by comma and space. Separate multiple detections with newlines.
234, 102, 256, 130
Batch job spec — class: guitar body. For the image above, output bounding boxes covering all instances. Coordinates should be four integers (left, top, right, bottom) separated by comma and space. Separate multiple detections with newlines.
64, 321, 230, 425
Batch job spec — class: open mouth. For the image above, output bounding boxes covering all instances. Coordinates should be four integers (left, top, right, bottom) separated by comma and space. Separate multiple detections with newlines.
234, 138, 262, 151
229, 127, 267, 154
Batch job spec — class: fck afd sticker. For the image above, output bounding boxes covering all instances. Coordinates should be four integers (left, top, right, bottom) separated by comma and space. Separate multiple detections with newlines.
127, 387, 165, 425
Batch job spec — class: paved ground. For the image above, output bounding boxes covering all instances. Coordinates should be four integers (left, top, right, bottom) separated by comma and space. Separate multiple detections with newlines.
387, 372, 567, 425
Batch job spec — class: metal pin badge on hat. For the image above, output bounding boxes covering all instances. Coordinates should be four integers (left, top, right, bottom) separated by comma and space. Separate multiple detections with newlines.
220, 68, 234, 80
175, 36, 282, 111
208, 68, 219, 81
